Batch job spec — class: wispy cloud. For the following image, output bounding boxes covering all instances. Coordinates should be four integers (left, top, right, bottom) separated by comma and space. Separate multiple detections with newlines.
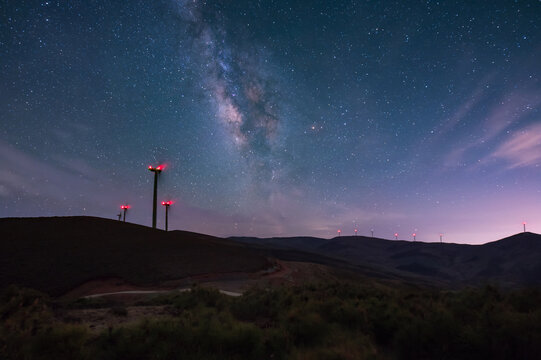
0, 140, 130, 217
438, 75, 493, 137
443, 87, 540, 169
490, 123, 541, 168
482, 90, 540, 140
0, 141, 74, 198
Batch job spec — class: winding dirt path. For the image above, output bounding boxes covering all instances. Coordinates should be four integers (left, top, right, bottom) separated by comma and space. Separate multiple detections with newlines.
83, 288, 242, 298
63, 259, 337, 301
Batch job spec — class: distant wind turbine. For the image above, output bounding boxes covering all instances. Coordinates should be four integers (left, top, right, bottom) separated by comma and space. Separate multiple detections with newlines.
120, 205, 130, 222
162, 201, 172, 231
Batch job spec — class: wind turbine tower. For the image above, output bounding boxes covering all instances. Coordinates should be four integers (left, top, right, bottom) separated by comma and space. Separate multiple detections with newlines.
120, 205, 130, 222
148, 165, 163, 229
162, 201, 172, 231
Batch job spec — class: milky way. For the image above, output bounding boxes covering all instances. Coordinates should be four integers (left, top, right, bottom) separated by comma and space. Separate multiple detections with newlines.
0, 0, 540, 243
177, 1, 284, 184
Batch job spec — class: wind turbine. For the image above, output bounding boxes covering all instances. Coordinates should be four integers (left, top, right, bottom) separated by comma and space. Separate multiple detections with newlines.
148, 164, 163, 229
120, 205, 130, 222
162, 201, 172, 231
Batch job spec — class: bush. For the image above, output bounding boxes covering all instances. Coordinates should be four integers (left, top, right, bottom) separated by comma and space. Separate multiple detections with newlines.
3, 282, 541, 359
27, 325, 90, 360
286, 309, 330, 346
230, 286, 288, 323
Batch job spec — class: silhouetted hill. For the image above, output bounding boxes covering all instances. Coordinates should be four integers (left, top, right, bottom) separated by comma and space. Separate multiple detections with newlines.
2, 217, 539, 296
0, 216, 271, 295
231, 232, 541, 287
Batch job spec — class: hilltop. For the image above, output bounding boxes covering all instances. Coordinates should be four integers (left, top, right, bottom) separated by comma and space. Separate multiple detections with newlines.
2, 216, 541, 298
0, 216, 383, 297
0, 216, 272, 296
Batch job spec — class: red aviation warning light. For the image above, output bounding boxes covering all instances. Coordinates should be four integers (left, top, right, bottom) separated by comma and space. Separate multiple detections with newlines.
394, 233, 398, 240
354, 228, 358, 236
148, 165, 165, 173
337, 229, 341, 237
413, 233, 416, 241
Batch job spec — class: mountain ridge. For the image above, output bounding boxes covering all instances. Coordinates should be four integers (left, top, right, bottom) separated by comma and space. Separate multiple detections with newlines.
231, 231, 541, 287
1, 216, 540, 296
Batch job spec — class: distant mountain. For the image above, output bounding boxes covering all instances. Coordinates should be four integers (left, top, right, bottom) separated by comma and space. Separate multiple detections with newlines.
231, 232, 541, 287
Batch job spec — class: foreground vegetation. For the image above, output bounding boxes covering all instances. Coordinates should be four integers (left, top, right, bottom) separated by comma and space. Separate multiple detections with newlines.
2, 282, 541, 359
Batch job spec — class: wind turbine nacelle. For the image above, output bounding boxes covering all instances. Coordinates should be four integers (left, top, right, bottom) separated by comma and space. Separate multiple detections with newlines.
148, 165, 164, 173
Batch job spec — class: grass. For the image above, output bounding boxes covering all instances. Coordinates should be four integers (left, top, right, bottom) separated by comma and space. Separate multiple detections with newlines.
2, 282, 541, 359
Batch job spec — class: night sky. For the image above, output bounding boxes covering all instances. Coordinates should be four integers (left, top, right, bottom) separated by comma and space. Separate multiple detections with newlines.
1, 0, 540, 243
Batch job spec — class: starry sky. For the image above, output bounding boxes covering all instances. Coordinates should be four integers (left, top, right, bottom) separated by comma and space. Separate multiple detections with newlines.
1, 0, 540, 244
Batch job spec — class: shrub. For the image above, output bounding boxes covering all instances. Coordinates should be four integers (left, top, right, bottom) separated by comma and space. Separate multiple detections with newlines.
4, 282, 541, 359
26, 325, 90, 360
230, 286, 288, 323
286, 309, 330, 347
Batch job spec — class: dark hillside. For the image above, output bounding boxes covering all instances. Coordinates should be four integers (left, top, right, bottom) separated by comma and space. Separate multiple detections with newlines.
3, 217, 540, 296
0, 216, 271, 296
